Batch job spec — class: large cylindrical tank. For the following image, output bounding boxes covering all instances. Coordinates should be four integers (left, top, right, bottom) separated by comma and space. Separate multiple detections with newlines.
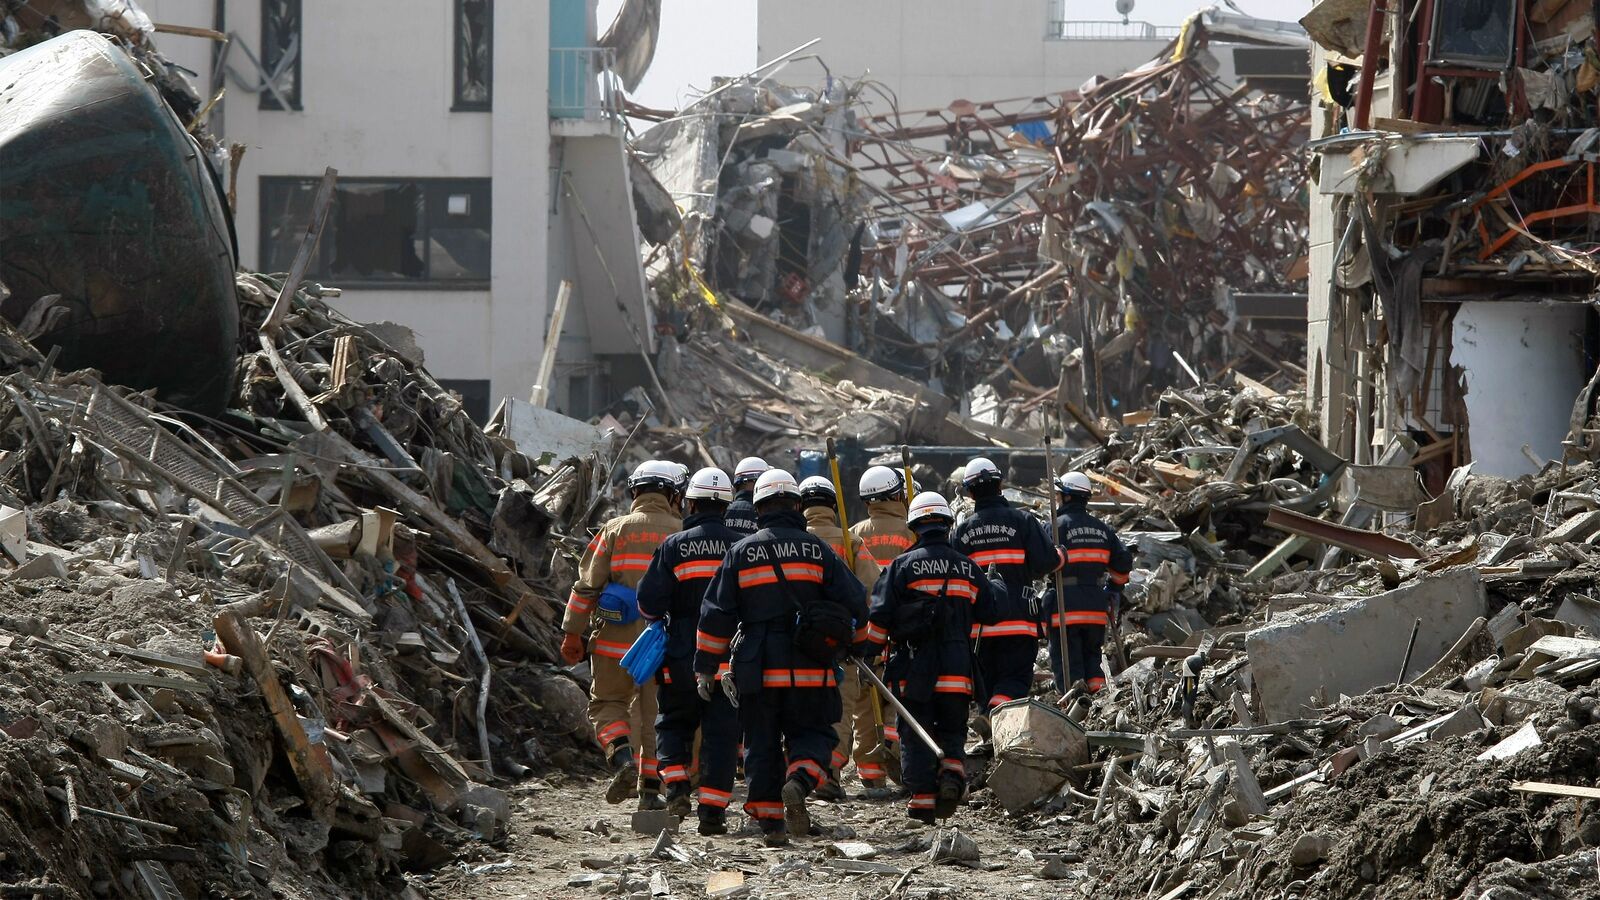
0, 30, 238, 413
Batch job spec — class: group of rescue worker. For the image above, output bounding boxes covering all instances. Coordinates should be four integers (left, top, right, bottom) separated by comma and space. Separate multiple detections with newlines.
559, 453, 1131, 846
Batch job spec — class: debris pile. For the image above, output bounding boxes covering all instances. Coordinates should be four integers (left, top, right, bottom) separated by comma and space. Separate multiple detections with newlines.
0, 267, 611, 896
955, 378, 1600, 898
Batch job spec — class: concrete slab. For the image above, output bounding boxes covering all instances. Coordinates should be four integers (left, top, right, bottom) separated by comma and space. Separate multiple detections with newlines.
1245, 568, 1488, 722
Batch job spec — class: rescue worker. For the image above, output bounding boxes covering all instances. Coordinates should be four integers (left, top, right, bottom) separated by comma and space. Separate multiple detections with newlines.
725, 457, 769, 536
1041, 472, 1132, 693
849, 464, 917, 789
852, 466, 916, 567
560, 459, 682, 808
797, 476, 883, 799
951, 457, 1064, 718
863, 492, 1004, 824
694, 469, 868, 846
637, 467, 742, 835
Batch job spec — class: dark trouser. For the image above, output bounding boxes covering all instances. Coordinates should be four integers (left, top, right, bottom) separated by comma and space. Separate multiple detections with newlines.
977, 635, 1036, 711
654, 678, 741, 817
898, 692, 969, 815
1048, 624, 1106, 693
739, 686, 840, 832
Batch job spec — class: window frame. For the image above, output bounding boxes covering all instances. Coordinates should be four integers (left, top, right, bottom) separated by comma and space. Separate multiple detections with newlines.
259, 0, 302, 111
258, 175, 492, 290
452, 0, 494, 112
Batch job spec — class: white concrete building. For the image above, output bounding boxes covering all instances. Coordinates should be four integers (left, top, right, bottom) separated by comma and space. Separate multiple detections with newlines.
137, 0, 654, 422
757, 0, 1184, 114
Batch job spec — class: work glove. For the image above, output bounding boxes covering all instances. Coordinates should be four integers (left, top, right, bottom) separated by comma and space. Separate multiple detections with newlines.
695, 672, 715, 702
560, 633, 585, 666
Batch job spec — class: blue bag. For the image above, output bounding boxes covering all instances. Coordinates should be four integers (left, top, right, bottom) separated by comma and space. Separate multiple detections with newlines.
621, 620, 667, 685
595, 582, 640, 625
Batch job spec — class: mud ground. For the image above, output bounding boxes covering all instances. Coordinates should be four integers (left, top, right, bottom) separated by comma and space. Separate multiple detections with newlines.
420, 766, 1099, 899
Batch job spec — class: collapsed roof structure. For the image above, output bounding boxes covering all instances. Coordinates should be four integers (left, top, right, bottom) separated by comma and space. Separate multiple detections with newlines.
630, 9, 1313, 453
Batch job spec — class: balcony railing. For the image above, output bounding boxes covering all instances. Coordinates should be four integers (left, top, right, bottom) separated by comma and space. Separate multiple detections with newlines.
1047, 19, 1182, 41
550, 46, 623, 121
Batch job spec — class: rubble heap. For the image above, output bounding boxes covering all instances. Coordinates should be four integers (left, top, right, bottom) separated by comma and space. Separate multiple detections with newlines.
0, 272, 606, 897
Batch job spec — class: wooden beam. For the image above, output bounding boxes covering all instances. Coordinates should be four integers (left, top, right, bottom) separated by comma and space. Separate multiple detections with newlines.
214, 610, 337, 821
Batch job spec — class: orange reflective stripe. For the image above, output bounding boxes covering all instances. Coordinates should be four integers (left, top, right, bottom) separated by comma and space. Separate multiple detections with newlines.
858, 763, 887, 779
982, 620, 1038, 638
866, 622, 889, 644
908, 794, 936, 809
988, 694, 1013, 708
969, 549, 1026, 566
597, 720, 630, 744
593, 639, 633, 659
661, 765, 690, 783
1066, 548, 1111, 564
699, 786, 732, 807
780, 562, 824, 583
1053, 610, 1109, 627
738, 565, 778, 587
788, 759, 827, 783
853, 625, 870, 643
969, 624, 981, 639
674, 560, 721, 580
696, 630, 729, 653
745, 800, 783, 819
933, 675, 974, 694
612, 554, 653, 572
567, 592, 595, 613
883, 726, 899, 742
586, 533, 608, 554
1108, 570, 1130, 585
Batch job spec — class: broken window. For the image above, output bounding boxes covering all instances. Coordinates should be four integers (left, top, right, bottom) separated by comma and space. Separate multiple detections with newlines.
260, 178, 491, 285
1428, 0, 1515, 69
453, 0, 492, 111
259, 0, 301, 111
437, 379, 491, 423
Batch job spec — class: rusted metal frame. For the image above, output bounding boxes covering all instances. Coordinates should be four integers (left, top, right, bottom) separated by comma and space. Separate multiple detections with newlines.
1264, 506, 1423, 561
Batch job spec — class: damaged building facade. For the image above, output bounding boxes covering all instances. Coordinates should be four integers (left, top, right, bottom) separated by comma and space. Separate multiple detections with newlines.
135, 0, 658, 422
1304, 0, 1600, 479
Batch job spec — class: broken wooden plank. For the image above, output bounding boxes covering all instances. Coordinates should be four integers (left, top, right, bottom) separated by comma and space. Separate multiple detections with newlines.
1085, 471, 1155, 505
1218, 738, 1267, 818
214, 609, 336, 821
1264, 506, 1422, 561
1512, 780, 1600, 800
105, 646, 213, 676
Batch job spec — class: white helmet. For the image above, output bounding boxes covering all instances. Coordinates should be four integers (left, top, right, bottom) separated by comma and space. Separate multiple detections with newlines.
685, 467, 734, 502
734, 457, 770, 487
858, 465, 905, 502
906, 491, 954, 528
753, 469, 801, 504
1056, 471, 1092, 497
798, 475, 837, 505
629, 460, 680, 494
671, 462, 691, 491
962, 457, 1003, 489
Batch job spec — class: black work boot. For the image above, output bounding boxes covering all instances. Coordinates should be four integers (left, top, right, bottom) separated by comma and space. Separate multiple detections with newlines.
907, 806, 937, 826
637, 778, 666, 811
781, 778, 812, 838
814, 775, 846, 802
935, 775, 964, 819
761, 825, 789, 847
697, 807, 728, 836
664, 782, 692, 818
605, 746, 639, 805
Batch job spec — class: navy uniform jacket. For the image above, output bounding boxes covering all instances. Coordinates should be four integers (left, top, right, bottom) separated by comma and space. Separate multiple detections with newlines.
723, 491, 760, 537
1044, 501, 1133, 628
637, 510, 740, 686
694, 509, 867, 694
951, 495, 1062, 639
865, 532, 1004, 703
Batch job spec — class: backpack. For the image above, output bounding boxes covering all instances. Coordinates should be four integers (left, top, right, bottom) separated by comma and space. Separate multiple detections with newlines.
893, 577, 947, 647
774, 560, 856, 665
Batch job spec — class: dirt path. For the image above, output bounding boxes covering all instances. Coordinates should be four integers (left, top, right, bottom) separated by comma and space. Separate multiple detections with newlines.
420, 767, 1095, 899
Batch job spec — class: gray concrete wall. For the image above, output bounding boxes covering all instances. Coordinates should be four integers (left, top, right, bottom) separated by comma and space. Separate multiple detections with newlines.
1246, 568, 1487, 722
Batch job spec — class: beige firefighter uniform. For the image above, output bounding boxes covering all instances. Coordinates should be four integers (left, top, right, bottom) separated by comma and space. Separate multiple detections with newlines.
562, 492, 681, 788
803, 505, 888, 783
